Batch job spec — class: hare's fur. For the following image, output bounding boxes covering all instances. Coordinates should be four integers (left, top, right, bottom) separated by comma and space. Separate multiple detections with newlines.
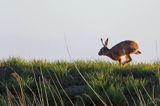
98, 38, 141, 65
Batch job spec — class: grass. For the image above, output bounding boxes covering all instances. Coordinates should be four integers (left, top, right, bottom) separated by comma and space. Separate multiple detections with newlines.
0, 57, 159, 106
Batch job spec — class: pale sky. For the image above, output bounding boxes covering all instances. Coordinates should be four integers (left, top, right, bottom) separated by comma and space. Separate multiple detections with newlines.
0, 0, 160, 62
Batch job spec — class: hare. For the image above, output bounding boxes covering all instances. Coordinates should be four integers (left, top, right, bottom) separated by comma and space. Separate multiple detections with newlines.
98, 38, 141, 65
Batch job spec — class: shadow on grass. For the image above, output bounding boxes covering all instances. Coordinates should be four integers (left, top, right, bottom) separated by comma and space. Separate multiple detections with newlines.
113, 69, 156, 79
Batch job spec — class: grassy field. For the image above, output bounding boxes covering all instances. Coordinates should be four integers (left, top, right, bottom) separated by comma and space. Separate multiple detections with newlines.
0, 57, 159, 106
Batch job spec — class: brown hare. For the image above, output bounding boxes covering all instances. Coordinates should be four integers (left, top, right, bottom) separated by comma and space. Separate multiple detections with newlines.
98, 38, 141, 65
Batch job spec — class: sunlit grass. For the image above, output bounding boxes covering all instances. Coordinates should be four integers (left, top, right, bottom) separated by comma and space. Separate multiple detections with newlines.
0, 57, 159, 105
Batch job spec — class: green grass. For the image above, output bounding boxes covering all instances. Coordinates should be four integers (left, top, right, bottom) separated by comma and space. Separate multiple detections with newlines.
0, 57, 159, 106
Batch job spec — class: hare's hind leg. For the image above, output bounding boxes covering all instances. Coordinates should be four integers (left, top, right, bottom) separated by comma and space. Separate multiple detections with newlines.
127, 55, 132, 63
123, 55, 132, 65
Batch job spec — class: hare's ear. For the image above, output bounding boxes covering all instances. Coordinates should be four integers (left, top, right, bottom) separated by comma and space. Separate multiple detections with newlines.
104, 38, 109, 47
101, 38, 105, 46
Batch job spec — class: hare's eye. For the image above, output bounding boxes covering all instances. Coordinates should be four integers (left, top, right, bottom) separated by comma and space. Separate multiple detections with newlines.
101, 49, 104, 52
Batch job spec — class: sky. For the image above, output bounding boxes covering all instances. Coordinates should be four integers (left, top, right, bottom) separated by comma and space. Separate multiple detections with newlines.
0, 0, 160, 63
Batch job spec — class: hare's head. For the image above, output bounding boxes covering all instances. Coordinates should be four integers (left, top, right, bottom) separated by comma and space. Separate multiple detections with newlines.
98, 38, 110, 56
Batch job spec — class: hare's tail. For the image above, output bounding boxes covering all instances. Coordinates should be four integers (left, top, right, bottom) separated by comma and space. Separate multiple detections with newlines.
135, 50, 141, 54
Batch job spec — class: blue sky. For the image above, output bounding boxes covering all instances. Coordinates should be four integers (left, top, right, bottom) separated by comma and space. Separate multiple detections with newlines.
0, 0, 160, 62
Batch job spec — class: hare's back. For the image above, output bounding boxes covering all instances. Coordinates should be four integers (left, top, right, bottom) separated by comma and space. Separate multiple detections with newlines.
112, 40, 139, 53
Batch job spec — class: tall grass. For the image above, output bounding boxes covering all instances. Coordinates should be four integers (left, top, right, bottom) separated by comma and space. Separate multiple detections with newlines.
0, 57, 159, 105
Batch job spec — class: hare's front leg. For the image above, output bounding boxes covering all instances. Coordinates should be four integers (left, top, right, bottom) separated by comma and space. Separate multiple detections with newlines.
118, 58, 122, 65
